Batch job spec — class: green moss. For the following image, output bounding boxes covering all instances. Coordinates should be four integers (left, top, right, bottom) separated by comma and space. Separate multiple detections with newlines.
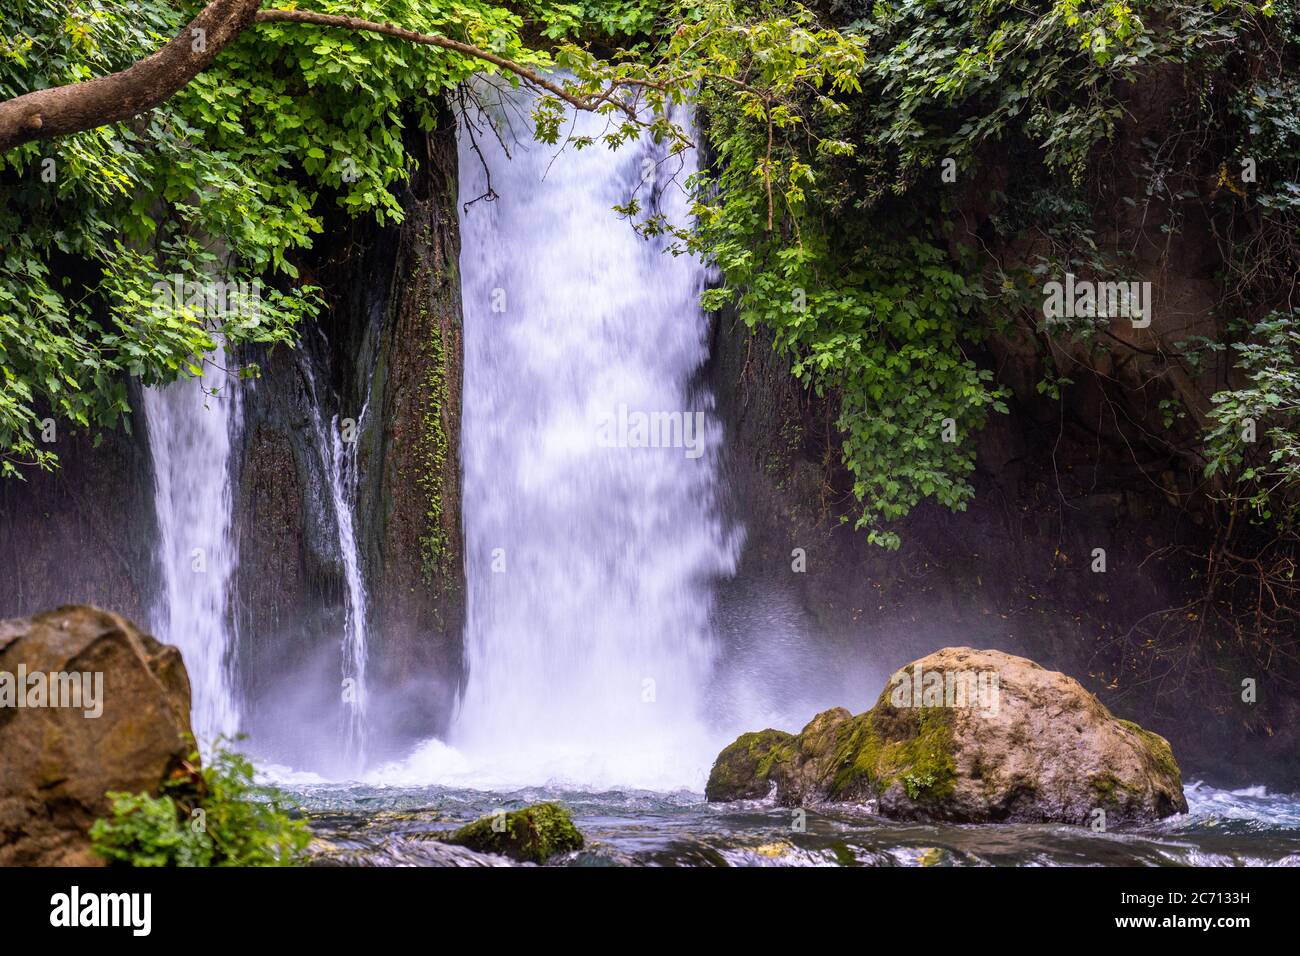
1116, 719, 1183, 784
827, 703, 957, 804
704, 729, 796, 801
441, 803, 584, 864
414, 254, 453, 585
1089, 772, 1122, 804
706, 691, 958, 809
825, 717, 877, 798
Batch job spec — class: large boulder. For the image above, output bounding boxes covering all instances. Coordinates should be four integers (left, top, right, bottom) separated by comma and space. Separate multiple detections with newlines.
706, 647, 1187, 825
0, 606, 194, 865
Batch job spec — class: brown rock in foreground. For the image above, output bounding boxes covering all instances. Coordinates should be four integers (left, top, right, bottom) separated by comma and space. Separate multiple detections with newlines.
706, 647, 1188, 826
0, 606, 193, 865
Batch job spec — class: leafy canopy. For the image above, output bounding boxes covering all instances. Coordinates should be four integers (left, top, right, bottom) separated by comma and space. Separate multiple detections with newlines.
0, 0, 643, 476
4, 0, 1295, 546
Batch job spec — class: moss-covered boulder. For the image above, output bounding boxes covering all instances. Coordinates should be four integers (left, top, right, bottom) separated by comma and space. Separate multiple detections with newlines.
440, 803, 584, 863
705, 647, 1188, 826
704, 728, 798, 802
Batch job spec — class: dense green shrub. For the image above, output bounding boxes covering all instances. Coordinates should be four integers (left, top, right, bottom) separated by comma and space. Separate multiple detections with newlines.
667, 0, 1292, 542
90, 743, 310, 867
1207, 310, 1300, 527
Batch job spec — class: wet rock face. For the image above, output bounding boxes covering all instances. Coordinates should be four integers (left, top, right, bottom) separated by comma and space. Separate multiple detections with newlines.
0, 606, 193, 865
0, 402, 158, 624
706, 647, 1187, 826
357, 106, 466, 749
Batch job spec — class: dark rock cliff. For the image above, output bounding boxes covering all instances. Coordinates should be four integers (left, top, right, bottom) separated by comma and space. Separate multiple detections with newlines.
356, 104, 466, 752
0, 394, 157, 625
233, 103, 466, 766
709, 306, 1299, 789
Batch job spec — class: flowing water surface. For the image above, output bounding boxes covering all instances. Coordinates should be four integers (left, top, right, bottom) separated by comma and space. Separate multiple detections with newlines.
285, 778, 1300, 867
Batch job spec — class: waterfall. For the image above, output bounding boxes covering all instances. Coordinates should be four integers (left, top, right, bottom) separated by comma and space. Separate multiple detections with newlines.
304, 365, 371, 764
142, 342, 242, 745
449, 96, 739, 789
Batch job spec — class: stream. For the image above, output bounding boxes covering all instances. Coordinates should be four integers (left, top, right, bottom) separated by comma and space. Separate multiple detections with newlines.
286, 778, 1300, 866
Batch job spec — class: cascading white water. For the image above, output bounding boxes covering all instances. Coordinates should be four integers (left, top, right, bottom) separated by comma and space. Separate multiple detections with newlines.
143, 342, 242, 744
446, 96, 740, 790
304, 366, 371, 764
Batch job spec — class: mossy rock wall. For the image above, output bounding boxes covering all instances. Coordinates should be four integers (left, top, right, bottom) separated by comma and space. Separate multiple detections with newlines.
355, 103, 466, 749
231, 101, 466, 762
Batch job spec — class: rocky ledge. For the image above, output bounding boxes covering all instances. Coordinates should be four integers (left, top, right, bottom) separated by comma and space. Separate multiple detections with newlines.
706, 647, 1187, 826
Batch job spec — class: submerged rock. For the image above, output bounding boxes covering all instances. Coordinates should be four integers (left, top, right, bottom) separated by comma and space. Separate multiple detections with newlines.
0, 606, 194, 865
440, 803, 584, 863
706, 647, 1187, 826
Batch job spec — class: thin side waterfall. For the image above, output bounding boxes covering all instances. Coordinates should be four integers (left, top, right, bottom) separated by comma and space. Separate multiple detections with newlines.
142, 342, 242, 745
304, 366, 371, 764
449, 97, 739, 789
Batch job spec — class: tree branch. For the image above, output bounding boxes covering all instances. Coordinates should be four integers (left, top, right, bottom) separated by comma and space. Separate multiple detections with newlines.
0, 0, 264, 152
252, 9, 640, 121
0, 2, 659, 155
